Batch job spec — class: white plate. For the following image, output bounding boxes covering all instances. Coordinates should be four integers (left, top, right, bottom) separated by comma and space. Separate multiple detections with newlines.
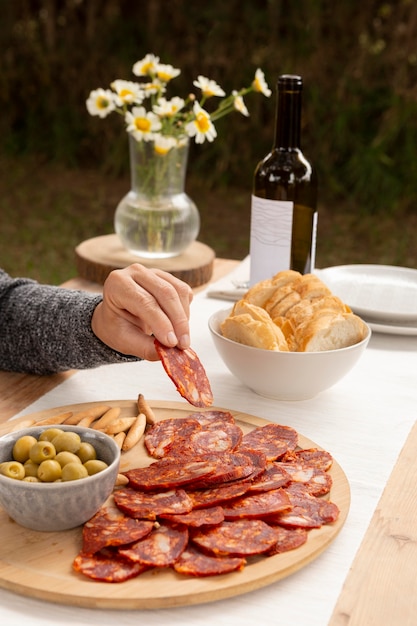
316, 265, 417, 324
364, 320, 417, 336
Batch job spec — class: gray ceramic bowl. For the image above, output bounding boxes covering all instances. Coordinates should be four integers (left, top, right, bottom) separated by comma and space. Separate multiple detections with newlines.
0, 424, 120, 532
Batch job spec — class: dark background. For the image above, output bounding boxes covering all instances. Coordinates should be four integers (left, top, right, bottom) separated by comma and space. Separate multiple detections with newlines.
1, 0, 416, 283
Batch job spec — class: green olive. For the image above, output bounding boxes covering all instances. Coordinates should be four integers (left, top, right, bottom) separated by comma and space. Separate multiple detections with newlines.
23, 476, 40, 483
51, 431, 81, 454
23, 459, 40, 477
61, 462, 88, 481
39, 428, 64, 442
37, 459, 62, 482
29, 440, 56, 464
83, 459, 108, 475
55, 451, 82, 468
0, 461, 25, 480
12, 435, 38, 463
76, 442, 97, 464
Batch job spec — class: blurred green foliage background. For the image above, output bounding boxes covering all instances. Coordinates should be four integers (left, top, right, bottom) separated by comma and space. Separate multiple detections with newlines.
1, 0, 417, 285
2, 0, 417, 214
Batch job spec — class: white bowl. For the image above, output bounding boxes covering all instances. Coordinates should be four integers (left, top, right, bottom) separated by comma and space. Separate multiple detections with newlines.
208, 308, 371, 401
0, 425, 120, 531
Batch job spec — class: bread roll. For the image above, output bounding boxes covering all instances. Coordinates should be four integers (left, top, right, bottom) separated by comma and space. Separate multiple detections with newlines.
294, 312, 368, 352
221, 314, 289, 351
243, 279, 277, 307
220, 270, 368, 353
286, 295, 351, 328
265, 290, 301, 318
222, 300, 289, 351
271, 269, 302, 287
295, 274, 332, 300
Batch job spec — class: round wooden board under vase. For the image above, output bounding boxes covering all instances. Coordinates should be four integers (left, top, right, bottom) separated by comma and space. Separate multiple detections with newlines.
0, 400, 350, 610
75, 234, 215, 287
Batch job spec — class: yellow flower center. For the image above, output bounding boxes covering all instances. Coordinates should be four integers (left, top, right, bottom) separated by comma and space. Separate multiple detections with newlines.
253, 78, 261, 92
120, 89, 133, 99
142, 62, 153, 74
155, 145, 169, 156
97, 96, 109, 110
134, 117, 151, 132
157, 71, 171, 82
195, 113, 210, 133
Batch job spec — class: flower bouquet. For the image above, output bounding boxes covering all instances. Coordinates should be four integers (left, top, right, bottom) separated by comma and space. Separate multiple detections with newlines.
87, 53, 271, 257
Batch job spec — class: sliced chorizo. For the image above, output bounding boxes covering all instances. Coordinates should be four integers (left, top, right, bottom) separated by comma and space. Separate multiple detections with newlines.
188, 451, 257, 489
154, 339, 213, 408
119, 522, 188, 567
73, 548, 148, 583
188, 427, 240, 455
191, 519, 279, 557
124, 457, 218, 491
281, 447, 333, 471
264, 526, 308, 555
222, 488, 291, 520
82, 498, 153, 554
277, 462, 333, 496
187, 481, 252, 509
240, 423, 298, 461
160, 505, 224, 527
113, 487, 193, 520
173, 544, 246, 577
190, 410, 243, 451
270, 483, 340, 529
246, 462, 292, 493
144, 417, 202, 459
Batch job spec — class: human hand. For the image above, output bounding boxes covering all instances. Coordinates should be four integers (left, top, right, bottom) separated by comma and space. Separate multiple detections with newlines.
91, 264, 193, 361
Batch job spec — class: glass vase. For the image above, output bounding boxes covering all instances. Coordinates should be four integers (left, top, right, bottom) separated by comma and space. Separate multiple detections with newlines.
114, 135, 200, 258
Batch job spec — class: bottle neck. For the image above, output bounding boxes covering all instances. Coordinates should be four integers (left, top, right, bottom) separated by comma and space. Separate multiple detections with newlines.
273, 75, 302, 150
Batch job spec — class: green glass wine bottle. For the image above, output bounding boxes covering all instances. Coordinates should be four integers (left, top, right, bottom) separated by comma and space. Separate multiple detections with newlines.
249, 74, 318, 285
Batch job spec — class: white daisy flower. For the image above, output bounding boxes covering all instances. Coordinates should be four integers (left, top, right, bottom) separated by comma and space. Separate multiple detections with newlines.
153, 134, 178, 155
125, 106, 162, 141
185, 102, 217, 144
111, 80, 144, 106
252, 68, 272, 97
193, 75, 226, 98
232, 90, 249, 116
132, 53, 160, 77
155, 63, 181, 82
142, 80, 165, 98
86, 88, 116, 118
153, 96, 185, 117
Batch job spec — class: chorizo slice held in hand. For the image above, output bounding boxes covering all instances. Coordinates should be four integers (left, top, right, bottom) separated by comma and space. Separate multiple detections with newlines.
154, 339, 213, 408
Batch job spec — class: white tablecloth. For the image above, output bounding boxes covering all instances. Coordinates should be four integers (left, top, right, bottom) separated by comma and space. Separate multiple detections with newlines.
2, 262, 417, 626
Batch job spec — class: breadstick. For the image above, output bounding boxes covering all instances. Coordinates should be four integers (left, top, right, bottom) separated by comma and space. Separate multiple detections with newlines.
122, 413, 146, 451
10, 419, 36, 432
77, 414, 100, 428
113, 432, 126, 449
35, 411, 73, 426
115, 473, 129, 486
63, 405, 110, 425
105, 417, 136, 435
137, 393, 157, 425
93, 407, 121, 430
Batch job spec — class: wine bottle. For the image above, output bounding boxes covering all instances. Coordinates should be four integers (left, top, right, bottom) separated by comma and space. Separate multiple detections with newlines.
249, 74, 318, 285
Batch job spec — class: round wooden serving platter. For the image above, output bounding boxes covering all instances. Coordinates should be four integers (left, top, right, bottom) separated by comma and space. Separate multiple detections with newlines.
0, 400, 350, 610
75, 234, 215, 287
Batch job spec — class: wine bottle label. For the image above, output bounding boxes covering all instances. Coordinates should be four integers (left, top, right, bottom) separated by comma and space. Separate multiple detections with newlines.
249, 196, 293, 285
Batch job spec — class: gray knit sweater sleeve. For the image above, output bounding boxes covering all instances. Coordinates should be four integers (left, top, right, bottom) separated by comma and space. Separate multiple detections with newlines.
0, 270, 140, 375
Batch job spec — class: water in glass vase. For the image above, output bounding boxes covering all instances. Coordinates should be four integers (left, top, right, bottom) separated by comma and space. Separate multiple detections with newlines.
114, 135, 200, 258
115, 190, 200, 259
